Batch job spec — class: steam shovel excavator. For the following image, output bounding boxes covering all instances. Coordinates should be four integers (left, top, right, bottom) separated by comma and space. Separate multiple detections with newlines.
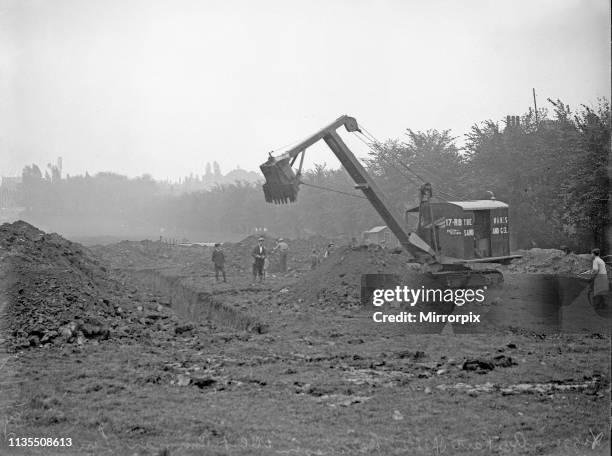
260, 115, 517, 288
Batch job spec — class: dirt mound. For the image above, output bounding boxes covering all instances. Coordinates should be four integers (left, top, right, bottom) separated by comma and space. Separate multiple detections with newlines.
93, 239, 203, 269
229, 234, 331, 273
288, 246, 431, 308
504, 248, 591, 275
93, 233, 333, 276
94, 239, 243, 274
0, 221, 103, 277
1, 221, 147, 350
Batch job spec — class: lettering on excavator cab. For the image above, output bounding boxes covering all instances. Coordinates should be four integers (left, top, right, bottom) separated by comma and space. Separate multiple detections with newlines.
260, 154, 300, 204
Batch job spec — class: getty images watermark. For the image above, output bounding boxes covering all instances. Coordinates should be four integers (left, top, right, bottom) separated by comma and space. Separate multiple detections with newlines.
370, 285, 485, 324
361, 273, 611, 334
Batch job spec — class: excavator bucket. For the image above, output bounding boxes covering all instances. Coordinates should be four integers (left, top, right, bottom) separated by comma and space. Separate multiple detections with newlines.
260, 155, 300, 204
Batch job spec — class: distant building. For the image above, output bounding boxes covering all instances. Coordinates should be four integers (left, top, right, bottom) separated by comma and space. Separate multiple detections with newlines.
362, 225, 400, 248
0, 176, 21, 209
1, 176, 21, 187
540, 119, 558, 130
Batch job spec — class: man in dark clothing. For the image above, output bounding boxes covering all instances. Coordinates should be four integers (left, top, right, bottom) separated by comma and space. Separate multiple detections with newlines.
212, 243, 226, 282
252, 237, 266, 282
310, 249, 319, 270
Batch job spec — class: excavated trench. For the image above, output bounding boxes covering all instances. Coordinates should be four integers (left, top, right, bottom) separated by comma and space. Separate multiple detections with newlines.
128, 268, 267, 333
487, 273, 611, 333
361, 272, 610, 335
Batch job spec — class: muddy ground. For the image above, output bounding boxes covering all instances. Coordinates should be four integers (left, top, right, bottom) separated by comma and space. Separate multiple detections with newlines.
1, 223, 610, 455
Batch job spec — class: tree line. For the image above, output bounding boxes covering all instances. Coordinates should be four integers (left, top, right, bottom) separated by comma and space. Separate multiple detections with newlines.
12, 98, 610, 252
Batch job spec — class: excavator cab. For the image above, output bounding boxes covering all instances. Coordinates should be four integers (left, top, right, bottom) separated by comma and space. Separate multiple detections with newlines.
260, 153, 300, 204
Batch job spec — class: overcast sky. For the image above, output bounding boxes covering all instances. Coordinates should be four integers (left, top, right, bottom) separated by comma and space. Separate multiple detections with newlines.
1, 0, 610, 180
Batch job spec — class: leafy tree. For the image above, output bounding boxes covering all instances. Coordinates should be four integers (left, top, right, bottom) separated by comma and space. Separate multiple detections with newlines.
560, 99, 610, 251
464, 99, 609, 250
366, 129, 467, 211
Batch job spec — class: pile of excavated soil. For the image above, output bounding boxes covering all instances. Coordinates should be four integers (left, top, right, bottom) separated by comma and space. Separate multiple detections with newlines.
93, 239, 207, 270
93, 239, 251, 274
0, 221, 150, 350
504, 248, 591, 275
228, 234, 331, 273
94, 234, 332, 276
288, 245, 435, 308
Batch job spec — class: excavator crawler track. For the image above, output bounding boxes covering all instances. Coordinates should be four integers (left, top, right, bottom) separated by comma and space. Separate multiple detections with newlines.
430, 268, 504, 289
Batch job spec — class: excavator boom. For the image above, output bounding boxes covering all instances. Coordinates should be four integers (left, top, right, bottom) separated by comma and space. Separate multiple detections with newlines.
260, 115, 436, 263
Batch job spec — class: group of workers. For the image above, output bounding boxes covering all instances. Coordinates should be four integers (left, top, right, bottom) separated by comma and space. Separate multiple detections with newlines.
212, 242, 609, 303
251, 236, 290, 281
210, 237, 336, 283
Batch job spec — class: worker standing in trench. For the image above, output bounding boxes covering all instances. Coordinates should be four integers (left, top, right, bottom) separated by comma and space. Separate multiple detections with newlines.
274, 238, 289, 273
310, 249, 319, 270
211, 243, 226, 282
252, 237, 267, 282
591, 248, 609, 308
